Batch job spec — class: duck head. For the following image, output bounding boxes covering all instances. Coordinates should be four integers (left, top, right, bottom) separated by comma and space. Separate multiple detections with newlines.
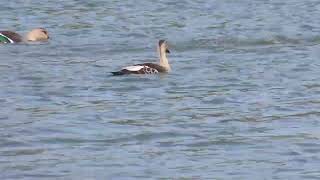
26, 28, 49, 41
159, 40, 170, 54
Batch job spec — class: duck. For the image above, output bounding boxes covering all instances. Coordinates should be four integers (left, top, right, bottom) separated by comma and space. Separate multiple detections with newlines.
111, 40, 171, 75
0, 28, 49, 44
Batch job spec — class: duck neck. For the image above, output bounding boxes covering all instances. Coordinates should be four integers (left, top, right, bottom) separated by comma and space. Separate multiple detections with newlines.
25, 32, 35, 42
159, 49, 171, 71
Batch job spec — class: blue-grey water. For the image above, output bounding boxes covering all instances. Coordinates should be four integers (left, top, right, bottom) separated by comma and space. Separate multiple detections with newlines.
1, 0, 320, 179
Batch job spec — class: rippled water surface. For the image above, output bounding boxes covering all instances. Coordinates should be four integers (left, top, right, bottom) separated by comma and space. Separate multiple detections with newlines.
1, 0, 320, 179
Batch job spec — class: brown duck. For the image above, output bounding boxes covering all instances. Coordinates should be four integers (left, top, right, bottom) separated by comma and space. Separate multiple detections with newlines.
0, 28, 49, 43
112, 40, 171, 75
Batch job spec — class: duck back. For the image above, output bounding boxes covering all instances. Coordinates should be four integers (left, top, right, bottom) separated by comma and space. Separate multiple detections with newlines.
0, 31, 23, 43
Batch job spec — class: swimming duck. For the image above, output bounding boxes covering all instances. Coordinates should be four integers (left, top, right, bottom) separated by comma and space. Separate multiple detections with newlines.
0, 28, 49, 44
111, 40, 171, 75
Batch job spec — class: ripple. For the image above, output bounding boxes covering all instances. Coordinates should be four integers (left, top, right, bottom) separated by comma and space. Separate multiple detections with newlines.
1, 0, 320, 179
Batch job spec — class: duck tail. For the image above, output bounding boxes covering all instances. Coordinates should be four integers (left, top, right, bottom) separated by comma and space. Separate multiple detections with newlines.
111, 71, 126, 76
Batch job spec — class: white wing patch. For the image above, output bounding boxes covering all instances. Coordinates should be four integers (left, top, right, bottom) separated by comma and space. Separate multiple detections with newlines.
123, 65, 159, 74
124, 65, 144, 71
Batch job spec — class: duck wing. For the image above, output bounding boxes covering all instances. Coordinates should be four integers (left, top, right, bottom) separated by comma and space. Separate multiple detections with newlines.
111, 63, 166, 76
0, 31, 22, 43
135, 63, 167, 73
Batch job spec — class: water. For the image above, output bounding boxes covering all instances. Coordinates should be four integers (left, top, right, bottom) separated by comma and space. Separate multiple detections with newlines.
1, 0, 320, 179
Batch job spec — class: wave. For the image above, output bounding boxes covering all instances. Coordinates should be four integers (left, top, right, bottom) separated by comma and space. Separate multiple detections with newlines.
172, 35, 320, 51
